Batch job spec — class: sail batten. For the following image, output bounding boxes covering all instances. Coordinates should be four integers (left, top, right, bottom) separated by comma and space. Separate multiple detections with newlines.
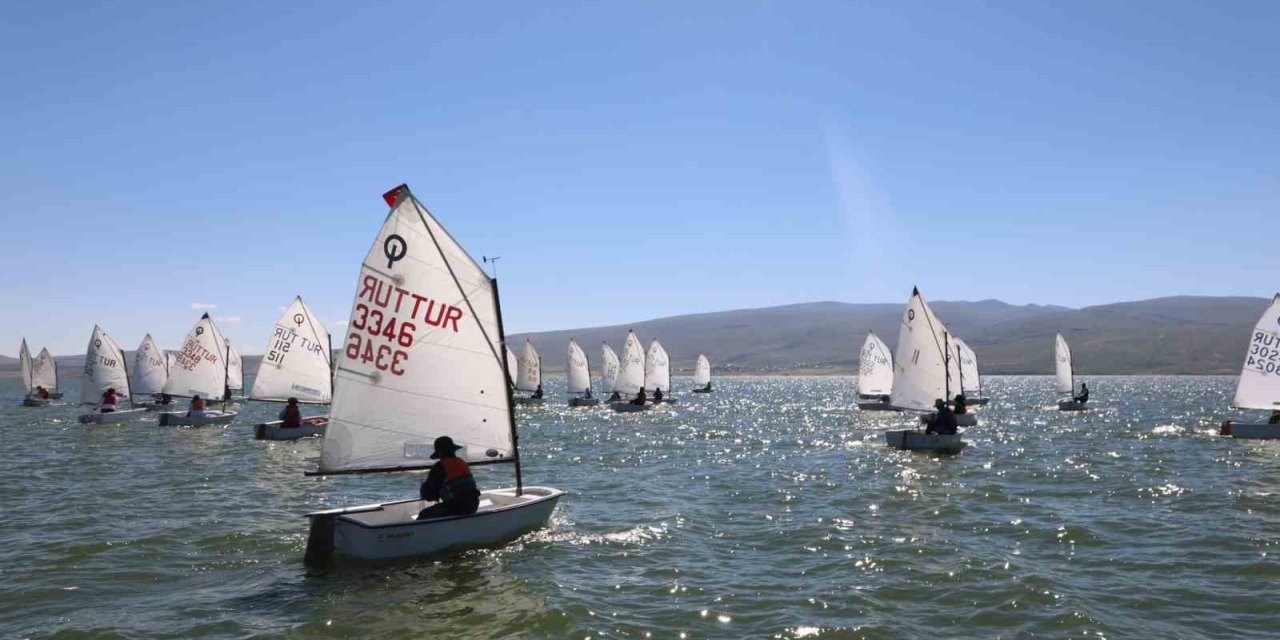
318, 186, 513, 474
1232, 294, 1280, 410
251, 296, 333, 404
858, 332, 893, 396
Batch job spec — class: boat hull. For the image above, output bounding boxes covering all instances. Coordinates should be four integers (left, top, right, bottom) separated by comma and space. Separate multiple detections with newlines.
158, 411, 238, 426
652, 397, 678, 405
919, 413, 979, 427
78, 408, 149, 424
515, 397, 545, 406
22, 397, 50, 407
858, 401, 899, 412
47, 392, 64, 399
611, 402, 650, 413
884, 430, 966, 454
963, 397, 990, 406
568, 397, 600, 407
1221, 421, 1280, 439
143, 403, 179, 412
256, 416, 329, 440
305, 486, 563, 565
691, 388, 712, 394
1058, 400, 1089, 412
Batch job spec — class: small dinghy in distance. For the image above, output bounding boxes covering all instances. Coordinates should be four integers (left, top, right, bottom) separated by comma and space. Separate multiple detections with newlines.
130, 334, 169, 409
32, 347, 63, 399
566, 339, 599, 407
78, 326, 147, 424
691, 354, 713, 393
645, 339, 677, 404
251, 296, 333, 440
856, 332, 897, 411
513, 339, 545, 405
157, 314, 239, 427
882, 288, 969, 453
224, 341, 246, 403
954, 338, 989, 406
18, 339, 49, 406
1220, 294, 1280, 438
1055, 333, 1088, 411
600, 341, 620, 398
303, 184, 562, 565
610, 330, 651, 412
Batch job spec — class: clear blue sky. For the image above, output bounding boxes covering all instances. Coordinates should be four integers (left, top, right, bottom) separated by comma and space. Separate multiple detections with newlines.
2, 1, 1277, 356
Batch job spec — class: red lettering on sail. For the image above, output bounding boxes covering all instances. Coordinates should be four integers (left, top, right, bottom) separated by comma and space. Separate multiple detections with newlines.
344, 272, 469, 376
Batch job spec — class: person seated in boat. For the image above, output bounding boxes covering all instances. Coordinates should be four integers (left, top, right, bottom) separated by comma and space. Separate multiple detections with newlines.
100, 388, 118, 413
1074, 383, 1090, 404
701, 381, 713, 392
630, 388, 647, 405
36, 386, 49, 400
1268, 410, 1280, 425
158, 393, 172, 405
187, 395, 205, 418
953, 394, 968, 415
609, 390, 622, 401
583, 387, 593, 399
924, 399, 958, 435
279, 397, 302, 428
418, 436, 481, 520
653, 387, 664, 402
223, 385, 232, 402
532, 383, 544, 399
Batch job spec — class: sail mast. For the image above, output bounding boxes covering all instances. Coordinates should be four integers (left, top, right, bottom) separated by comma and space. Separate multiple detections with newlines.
491, 277, 523, 495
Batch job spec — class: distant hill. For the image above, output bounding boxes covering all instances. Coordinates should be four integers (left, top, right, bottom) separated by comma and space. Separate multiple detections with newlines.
1, 296, 1268, 378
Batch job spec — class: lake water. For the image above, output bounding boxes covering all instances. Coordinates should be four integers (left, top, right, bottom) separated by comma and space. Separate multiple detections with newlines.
3, 375, 1278, 638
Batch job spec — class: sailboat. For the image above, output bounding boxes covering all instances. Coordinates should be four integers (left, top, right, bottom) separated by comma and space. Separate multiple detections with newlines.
134, 334, 171, 409
19, 339, 48, 406
954, 338, 989, 405
601, 342, 620, 400
1055, 333, 1088, 411
856, 331, 896, 411
32, 348, 62, 400
78, 325, 147, 424
225, 341, 245, 403
302, 184, 563, 564
645, 339, 677, 404
1220, 294, 1280, 438
692, 354, 713, 393
157, 314, 239, 426
251, 296, 334, 440
883, 288, 968, 454
610, 330, 649, 412
566, 339, 599, 407
514, 339, 545, 405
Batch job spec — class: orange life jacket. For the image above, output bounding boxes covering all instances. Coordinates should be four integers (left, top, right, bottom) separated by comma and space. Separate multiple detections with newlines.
192, 397, 204, 411
281, 405, 301, 427
439, 457, 478, 502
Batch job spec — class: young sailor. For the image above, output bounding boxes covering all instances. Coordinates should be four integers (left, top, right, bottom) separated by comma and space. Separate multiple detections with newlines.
1269, 410, 1280, 425
701, 382, 712, 392
630, 388, 647, 406
609, 391, 621, 401
36, 386, 49, 400
653, 387, 664, 402
953, 394, 968, 415
417, 436, 481, 519
532, 383, 544, 400
100, 388, 118, 413
279, 397, 302, 428
187, 395, 205, 418
1074, 382, 1090, 404
924, 399, 958, 435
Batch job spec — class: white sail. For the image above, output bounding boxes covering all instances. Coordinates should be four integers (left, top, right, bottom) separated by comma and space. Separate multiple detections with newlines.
955, 337, 981, 395
251, 296, 333, 404
19, 339, 34, 391
319, 185, 513, 473
163, 314, 230, 400
890, 288, 951, 412
1232, 294, 1280, 411
506, 347, 518, 387
1055, 333, 1074, 395
226, 342, 244, 392
614, 331, 645, 396
567, 339, 591, 394
857, 332, 893, 396
133, 334, 169, 395
80, 325, 131, 404
644, 339, 671, 393
515, 339, 541, 392
32, 348, 58, 391
693, 354, 711, 386
601, 343, 620, 393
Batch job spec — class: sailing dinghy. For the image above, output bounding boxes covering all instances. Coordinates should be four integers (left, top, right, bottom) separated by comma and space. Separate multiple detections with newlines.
157, 314, 239, 426
19, 339, 49, 406
954, 338, 988, 406
645, 339, 677, 404
252, 296, 333, 440
856, 332, 896, 411
303, 184, 562, 565
225, 342, 246, 403
916, 335, 979, 428
567, 339, 599, 407
692, 354, 713, 393
32, 347, 62, 399
1055, 333, 1088, 411
133, 334, 171, 409
883, 288, 968, 454
610, 331, 650, 412
78, 326, 147, 424
601, 342, 620, 399
1220, 295, 1280, 438
514, 339, 545, 405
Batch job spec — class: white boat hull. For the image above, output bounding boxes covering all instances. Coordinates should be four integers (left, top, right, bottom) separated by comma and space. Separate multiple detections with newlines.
919, 413, 979, 427
157, 411, 238, 426
568, 397, 600, 407
1221, 421, 1280, 439
1058, 400, 1089, 411
884, 430, 966, 454
78, 408, 149, 424
256, 416, 329, 440
305, 486, 563, 565
611, 402, 650, 413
